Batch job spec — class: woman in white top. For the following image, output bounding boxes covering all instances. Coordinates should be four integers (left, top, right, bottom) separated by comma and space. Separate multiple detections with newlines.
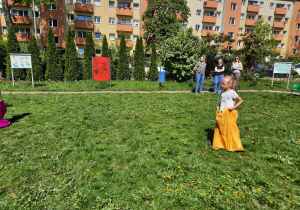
231, 55, 243, 92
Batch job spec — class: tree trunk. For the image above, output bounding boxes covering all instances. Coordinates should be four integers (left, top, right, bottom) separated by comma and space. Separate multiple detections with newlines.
1, 0, 12, 28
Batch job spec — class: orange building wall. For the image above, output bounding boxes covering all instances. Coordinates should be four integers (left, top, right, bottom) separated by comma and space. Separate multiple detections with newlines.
41, 0, 66, 48
223, 0, 241, 50
289, 1, 300, 56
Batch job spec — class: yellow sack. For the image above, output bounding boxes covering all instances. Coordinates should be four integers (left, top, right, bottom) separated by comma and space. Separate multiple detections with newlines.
212, 108, 244, 152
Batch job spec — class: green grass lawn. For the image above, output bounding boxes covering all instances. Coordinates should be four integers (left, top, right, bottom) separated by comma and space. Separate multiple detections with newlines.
0, 92, 299, 209
1, 78, 300, 92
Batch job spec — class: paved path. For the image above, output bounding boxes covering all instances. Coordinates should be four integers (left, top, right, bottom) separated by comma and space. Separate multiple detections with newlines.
0, 90, 296, 94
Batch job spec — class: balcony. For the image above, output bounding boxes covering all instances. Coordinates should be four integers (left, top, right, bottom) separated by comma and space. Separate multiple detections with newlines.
245, 19, 257, 26
275, 8, 287, 15
11, 15, 31, 25
117, 40, 132, 48
247, 5, 260, 12
116, 24, 132, 32
75, 20, 94, 29
202, 15, 216, 23
204, 0, 218, 8
16, 34, 31, 42
8, 0, 29, 6
273, 34, 283, 41
75, 3, 93, 13
116, 7, 133, 17
273, 21, 285, 28
76, 37, 86, 45
201, 30, 215, 37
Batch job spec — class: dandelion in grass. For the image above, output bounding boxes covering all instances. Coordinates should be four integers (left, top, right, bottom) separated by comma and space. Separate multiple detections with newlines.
233, 191, 238, 195
176, 189, 180, 191
177, 166, 181, 169
103, 169, 106, 172
220, 189, 223, 192
201, 193, 206, 196
227, 175, 232, 178
194, 186, 198, 189
87, 169, 90, 172
257, 188, 262, 192
184, 141, 187, 145
287, 203, 291, 207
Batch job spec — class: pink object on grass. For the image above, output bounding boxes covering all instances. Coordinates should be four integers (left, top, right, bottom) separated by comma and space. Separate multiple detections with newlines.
0, 100, 10, 128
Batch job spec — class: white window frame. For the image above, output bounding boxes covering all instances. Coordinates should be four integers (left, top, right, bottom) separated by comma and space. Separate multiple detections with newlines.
55, 36, 59, 45
292, 49, 297, 55
78, 48, 84, 54
49, 4, 57, 10
196, 10, 201, 16
133, 3, 139, 10
67, 0, 73, 3
195, 24, 201, 31
95, 33, 101, 39
229, 17, 235, 25
2, 27, 8, 34
283, 31, 287, 37
294, 36, 299, 43
49, 19, 57, 27
227, 46, 233, 51
285, 18, 289, 24
109, 1, 115, 7
217, 12, 221, 18
133, 35, 138, 42
268, 16, 272, 22
228, 32, 234, 39
218, 0, 222, 3
269, 3, 274, 9
109, 33, 115, 41
242, 0, 246, 6
231, 3, 237, 11
109, 18, 115, 25
94, 16, 101, 23
287, 4, 291, 10
34, 28, 40, 35
133, 20, 139, 27
297, 24, 300, 30
67, 14, 74, 21
237, 41, 242, 47
240, 13, 244, 19
281, 44, 285, 49
239, 28, 243, 34
94, 0, 100, 6
32, 11, 39, 18
260, 1, 264, 8
215, 26, 220, 32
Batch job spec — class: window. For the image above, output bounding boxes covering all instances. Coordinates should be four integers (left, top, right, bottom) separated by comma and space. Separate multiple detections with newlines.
285, 18, 289, 23
240, 13, 244, 19
247, 15, 256, 19
273, 30, 280, 35
76, 0, 91, 4
94, 0, 100, 6
215, 26, 220, 32
276, 4, 285, 8
297, 24, 300, 30
2, 27, 7, 34
94, 16, 101, 23
32, 11, 39, 18
260, 1, 264, 8
78, 31, 87, 37
118, 2, 130, 8
294, 36, 299, 43
237, 41, 242, 47
274, 17, 282, 22
195, 24, 201, 31
292, 49, 298, 55
118, 34, 131, 40
258, 15, 263, 20
239, 28, 243, 33
67, 0, 73, 3
207, 40, 211, 45
78, 48, 84, 54
67, 14, 74, 21
231, 3, 237, 10
33, 28, 40, 35
217, 12, 221, 17
11, 10, 29, 16
133, 20, 139, 26
118, 19, 131, 25
133, 35, 138, 42
242, 0, 246, 6
95, 33, 101, 39
55, 36, 59, 45
228, 32, 234, 39
49, 4, 56, 10
109, 18, 115, 24
77, 15, 92, 21
182, 24, 187, 30
109, 34, 115, 40
95, 49, 101, 55
283, 31, 287, 37
248, 1, 258, 6
133, 3, 139, 9
227, 46, 233, 51
109, 1, 115, 7
245, 28, 253, 33
229, 18, 235, 25
281, 44, 285, 49
287, 4, 291, 10
205, 11, 214, 16
196, 10, 201, 16
15, 28, 30, 34
218, 0, 222, 3
269, 3, 274, 9
49, 19, 57, 27
268, 16, 272, 22
0, 10, 4, 15
203, 25, 213, 30
276, 43, 281, 48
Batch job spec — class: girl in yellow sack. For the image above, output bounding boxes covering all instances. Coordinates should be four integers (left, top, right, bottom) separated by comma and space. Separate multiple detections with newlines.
212, 75, 244, 152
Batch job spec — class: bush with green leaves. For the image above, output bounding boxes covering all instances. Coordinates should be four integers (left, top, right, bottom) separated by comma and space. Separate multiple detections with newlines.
148, 43, 158, 81
28, 35, 44, 80
83, 33, 95, 79
6, 25, 20, 80
65, 27, 80, 81
133, 37, 146, 80
101, 35, 109, 58
117, 33, 130, 80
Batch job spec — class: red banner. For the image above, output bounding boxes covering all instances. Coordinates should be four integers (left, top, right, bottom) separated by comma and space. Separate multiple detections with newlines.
93, 57, 110, 81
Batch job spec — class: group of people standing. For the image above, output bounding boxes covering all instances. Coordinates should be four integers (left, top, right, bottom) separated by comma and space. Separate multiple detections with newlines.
193, 56, 243, 94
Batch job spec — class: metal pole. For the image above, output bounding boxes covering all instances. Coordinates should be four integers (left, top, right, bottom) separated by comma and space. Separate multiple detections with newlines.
31, 67, 34, 88
271, 68, 274, 87
92, 56, 94, 89
11, 67, 15, 87
109, 57, 111, 88
287, 71, 290, 89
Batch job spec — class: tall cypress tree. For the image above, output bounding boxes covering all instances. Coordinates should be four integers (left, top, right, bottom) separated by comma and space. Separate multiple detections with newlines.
28, 34, 44, 80
45, 28, 63, 80
65, 27, 79, 81
6, 25, 20, 80
148, 43, 158, 81
101, 35, 109, 58
117, 33, 130, 80
133, 37, 145, 80
83, 33, 95, 79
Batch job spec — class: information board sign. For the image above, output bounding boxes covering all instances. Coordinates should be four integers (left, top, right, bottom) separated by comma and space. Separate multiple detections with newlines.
272, 62, 292, 89
92, 57, 111, 88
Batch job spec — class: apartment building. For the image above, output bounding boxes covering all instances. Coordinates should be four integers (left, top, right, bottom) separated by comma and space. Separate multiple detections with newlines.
1, 0, 300, 57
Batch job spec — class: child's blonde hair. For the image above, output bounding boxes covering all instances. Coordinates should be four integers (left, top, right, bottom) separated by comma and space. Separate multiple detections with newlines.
223, 75, 237, 90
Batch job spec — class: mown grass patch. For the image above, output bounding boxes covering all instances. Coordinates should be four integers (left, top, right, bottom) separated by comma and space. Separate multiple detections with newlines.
0, 92, 299, 208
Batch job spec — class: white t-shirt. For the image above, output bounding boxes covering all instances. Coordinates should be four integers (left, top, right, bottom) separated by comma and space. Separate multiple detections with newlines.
232, 62, 242, 74
220, 90, 238, 111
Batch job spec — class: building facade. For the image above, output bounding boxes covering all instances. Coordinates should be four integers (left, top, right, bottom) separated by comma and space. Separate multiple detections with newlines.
1, 0, 300, 57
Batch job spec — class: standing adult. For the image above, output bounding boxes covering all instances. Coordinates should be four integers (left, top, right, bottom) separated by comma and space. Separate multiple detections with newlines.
193, 56, 207, 94
213, 57, 225, 94
231, 55, 243, 92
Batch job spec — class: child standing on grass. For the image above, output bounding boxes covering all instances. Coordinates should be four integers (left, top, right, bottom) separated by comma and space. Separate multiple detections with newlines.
212, 76, 244, 152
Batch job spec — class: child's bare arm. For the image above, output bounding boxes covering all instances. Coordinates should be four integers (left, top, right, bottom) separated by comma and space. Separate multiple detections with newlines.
229, 96, 243, 110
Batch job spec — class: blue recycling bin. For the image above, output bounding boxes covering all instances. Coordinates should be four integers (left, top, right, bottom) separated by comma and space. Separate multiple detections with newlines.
159, 71, 165, 83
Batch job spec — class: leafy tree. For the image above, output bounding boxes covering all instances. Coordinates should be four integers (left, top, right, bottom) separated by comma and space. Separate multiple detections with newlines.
28, 34, 44, 80
0, 40, 6, 79
45, 27, 63, 80
148, 43, 158, 81
5, 25, 20, 80
133, 37, 146, 80
64, 27, 79, 81
237, 20, 279, 69
160, 28, 205, 81
117, 33, 130, 80
142, 0, 190, 48
108, 45, 118, 80
83, 33, 95, 79
101, 35, 109, 57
